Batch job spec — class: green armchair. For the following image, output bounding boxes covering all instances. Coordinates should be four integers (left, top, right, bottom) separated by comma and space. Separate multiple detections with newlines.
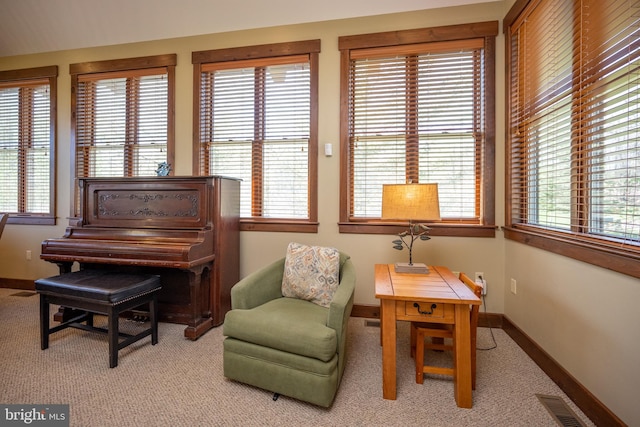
222, 251, 355, 407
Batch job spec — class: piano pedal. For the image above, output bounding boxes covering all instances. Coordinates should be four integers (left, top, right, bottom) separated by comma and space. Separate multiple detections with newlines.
130, 310, 150, 323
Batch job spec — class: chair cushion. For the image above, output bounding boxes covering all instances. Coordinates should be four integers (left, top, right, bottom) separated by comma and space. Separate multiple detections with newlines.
281, 242, 340, 308
223, 297, 337, 362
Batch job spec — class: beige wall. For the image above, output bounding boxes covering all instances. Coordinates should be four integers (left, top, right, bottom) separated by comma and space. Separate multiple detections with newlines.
0, 1, 637, 425
504, 242, 640, 425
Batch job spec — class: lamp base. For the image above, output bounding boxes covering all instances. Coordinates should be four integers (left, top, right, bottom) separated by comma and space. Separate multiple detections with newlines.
394, 262, 430, 274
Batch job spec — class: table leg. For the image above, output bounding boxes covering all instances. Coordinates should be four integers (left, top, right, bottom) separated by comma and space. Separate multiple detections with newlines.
380, 298, 397, 400
454, 304, 473, 408
379, 299, 383, 346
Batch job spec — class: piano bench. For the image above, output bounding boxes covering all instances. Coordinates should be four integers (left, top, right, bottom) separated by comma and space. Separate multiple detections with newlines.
35, 270, 162, 368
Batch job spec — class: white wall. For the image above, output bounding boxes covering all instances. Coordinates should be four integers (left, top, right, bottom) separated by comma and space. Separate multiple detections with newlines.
1, 1, 637, 425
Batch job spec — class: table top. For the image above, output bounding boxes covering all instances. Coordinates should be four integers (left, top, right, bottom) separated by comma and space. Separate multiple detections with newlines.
374, 264, 481, 305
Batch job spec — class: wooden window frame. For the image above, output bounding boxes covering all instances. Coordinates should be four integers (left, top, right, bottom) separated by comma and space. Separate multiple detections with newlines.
0, 66, 57, 225
192, 40, 320, 233
504, 0, 640, 279
69, 54, 176, 221
338, 22, 498, 237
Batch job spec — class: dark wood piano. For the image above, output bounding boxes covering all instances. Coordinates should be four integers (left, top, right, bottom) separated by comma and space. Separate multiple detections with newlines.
40, 176, 240, 340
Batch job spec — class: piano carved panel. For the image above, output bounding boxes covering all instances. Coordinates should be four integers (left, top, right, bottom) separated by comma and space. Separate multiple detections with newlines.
96, 191, 199, 219
83, 179, 212, 229
41, 176, 240, 340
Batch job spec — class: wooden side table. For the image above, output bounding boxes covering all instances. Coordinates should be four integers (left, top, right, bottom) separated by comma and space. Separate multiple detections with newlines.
374, 264, 481, 408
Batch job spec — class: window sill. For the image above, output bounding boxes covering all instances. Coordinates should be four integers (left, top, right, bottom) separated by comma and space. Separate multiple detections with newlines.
503, 226, 640, 279
240, 219, 319, 233
6, 215, 56, 226
338, 222, 496, 237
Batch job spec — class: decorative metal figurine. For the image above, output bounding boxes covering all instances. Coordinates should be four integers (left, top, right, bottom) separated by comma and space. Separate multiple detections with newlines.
391, 222, 432, 266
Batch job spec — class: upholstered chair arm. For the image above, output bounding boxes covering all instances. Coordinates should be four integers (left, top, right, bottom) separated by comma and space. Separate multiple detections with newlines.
230, 257, 286, 310
327, 257, 356, 352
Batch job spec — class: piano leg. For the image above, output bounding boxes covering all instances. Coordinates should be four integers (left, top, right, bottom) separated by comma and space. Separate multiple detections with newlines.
54, 262, 73, 274
183, 266, 214, 340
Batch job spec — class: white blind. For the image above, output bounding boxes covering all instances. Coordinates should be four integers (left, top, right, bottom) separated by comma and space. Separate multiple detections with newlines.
75, 71, 168, 178
0, 82, 51, 214
349, 43, 484, 219
200, 58, 311, 219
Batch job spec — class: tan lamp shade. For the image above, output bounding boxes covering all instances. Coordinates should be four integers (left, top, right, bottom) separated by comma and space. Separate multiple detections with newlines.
381, 183, 441, 221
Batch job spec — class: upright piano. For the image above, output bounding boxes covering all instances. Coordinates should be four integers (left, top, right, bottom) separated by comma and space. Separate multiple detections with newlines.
40, 176, 240, 340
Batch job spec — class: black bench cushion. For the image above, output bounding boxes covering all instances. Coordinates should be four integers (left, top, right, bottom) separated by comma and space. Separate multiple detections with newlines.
35, 270, 161, 304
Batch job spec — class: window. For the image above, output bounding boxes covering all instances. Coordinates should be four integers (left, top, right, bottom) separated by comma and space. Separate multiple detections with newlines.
505, 0, 640, 278
338, 22, 498, 236
193, 40, 319, 233
0, 66, 57, 225
70, 55, 175, 216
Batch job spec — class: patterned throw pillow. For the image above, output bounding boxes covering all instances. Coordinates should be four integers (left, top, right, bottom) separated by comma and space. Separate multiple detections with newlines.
281, 242, 341, 308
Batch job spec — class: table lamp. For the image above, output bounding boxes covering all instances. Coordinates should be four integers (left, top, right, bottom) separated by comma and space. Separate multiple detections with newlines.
381, 183, 441, 273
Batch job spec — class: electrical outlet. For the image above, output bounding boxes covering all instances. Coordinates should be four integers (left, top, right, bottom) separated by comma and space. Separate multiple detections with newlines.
510, 278, 517, 294
474, 272, 487, 295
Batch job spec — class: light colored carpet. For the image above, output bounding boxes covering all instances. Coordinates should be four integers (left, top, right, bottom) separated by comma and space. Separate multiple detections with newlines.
0, 288, 594, 427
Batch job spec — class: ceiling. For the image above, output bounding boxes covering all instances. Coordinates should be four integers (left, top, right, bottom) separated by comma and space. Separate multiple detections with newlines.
0, 0, 494, 58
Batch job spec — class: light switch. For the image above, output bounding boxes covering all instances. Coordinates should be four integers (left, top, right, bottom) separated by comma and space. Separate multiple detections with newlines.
324, 143, 333, 157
